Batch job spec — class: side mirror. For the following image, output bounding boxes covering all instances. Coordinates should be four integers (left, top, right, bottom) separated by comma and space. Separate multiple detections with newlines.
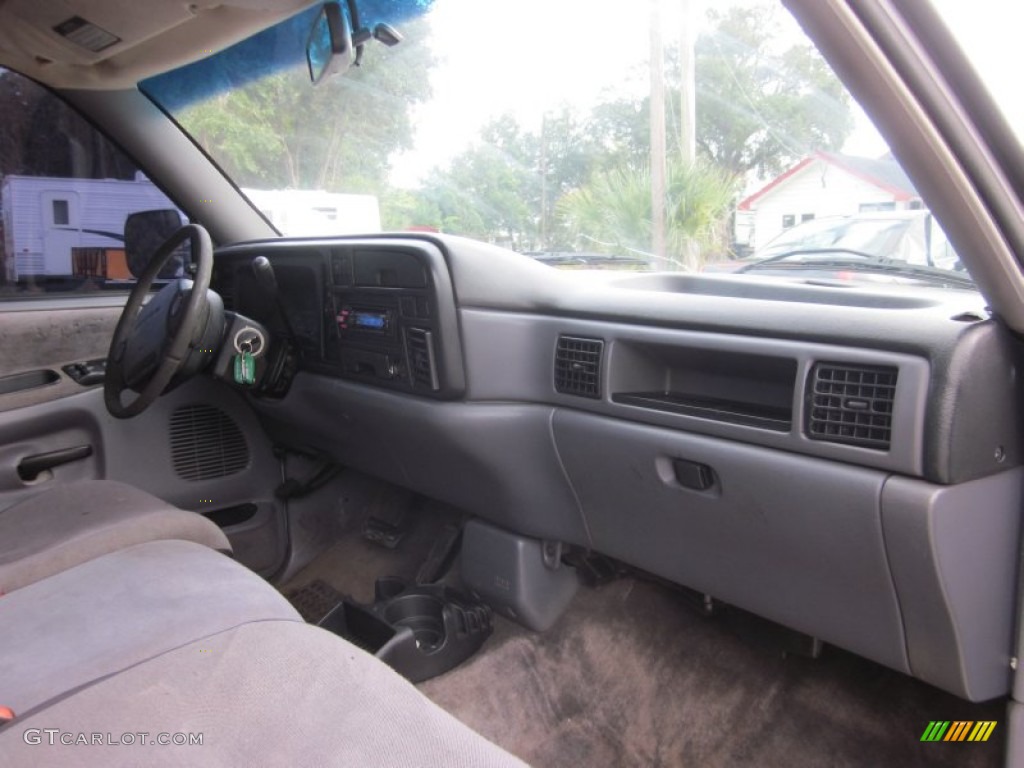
124, 209, 186, 279
306, 2, 354, 85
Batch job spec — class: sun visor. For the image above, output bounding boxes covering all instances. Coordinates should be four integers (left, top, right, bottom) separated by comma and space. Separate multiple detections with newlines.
0, 0, 316, 89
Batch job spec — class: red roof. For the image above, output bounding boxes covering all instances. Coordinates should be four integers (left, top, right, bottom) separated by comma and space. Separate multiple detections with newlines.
737, 151, 917, 210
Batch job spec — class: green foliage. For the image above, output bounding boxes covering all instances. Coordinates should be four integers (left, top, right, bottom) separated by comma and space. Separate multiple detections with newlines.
543, 3, 853, 180
178, 18, 435, 194
559, 159, 738, 269
151, 1, 852, 255
695, 3, 853, 176
410, 109, 601, 249
401, 1, 851, 251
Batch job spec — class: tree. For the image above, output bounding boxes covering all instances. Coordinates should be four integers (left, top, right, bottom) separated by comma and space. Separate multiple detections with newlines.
559, 159, 738, 269
566, 3, 854, 180
409, 109, 601, 250
178, 18, 435, 194
0, 69, 138, 180
695, 3, 853, 177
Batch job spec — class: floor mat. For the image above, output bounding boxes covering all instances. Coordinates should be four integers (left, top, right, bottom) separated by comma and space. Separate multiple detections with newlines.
418, 576, 1005, 768
284, 578, 345, 623
280, 481, 464, 606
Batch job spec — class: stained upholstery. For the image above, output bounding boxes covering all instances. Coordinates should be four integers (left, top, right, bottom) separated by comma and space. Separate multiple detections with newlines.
0, 480, 230, 593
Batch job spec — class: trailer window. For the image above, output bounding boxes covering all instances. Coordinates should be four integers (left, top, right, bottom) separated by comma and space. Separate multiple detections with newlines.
51, 200, 69, 226
0, 68, 182, 296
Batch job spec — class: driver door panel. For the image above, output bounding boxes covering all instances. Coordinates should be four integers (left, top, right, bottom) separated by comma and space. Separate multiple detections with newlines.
0, 302, 289, 577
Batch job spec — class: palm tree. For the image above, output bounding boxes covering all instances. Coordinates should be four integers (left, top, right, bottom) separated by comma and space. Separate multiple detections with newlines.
559, 158, 737, 270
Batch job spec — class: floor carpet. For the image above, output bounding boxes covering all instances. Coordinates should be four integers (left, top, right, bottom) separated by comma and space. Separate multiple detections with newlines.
279, 474, 1006, 767
418, 576, 1005, 768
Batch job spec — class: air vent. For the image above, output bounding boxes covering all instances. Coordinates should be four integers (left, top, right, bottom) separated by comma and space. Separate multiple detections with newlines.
169, 404, 250, 481
406, 327, 439, 390
554, 336, 604, 399
806, 363, 898, 450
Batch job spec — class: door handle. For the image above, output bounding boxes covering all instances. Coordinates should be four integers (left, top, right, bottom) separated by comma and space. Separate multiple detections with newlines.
18, 445, 93, 482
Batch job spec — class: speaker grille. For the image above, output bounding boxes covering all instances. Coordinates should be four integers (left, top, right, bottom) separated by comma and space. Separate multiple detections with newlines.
169, 404, 250, 481
806, 363, 897, 450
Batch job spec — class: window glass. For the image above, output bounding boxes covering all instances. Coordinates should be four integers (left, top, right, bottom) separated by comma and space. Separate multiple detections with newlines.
142, 0, 977, 291
0, 68, 181, 296
930, 1, 1024, 150
52, 200, 70, 226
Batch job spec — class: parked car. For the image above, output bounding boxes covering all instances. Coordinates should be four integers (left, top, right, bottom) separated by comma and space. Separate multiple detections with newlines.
705, 210, 969, 288
1, 1, 1023, 767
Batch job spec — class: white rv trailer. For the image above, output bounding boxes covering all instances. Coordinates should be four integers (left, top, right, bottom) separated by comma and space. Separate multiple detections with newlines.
1, 174, 177, 281
241, 188, 381, 236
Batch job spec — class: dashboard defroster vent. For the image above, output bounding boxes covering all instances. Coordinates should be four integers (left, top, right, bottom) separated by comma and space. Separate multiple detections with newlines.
406, 327, 439, 390
555, 336, 604, 399
169, 404, 250, 481
806, 363, 897, 450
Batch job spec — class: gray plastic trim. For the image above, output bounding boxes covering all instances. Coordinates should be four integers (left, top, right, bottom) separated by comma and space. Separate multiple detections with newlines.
0, 378, 288, 574
249, 373, 590, 546
882, 468, 1023, 701
216, 238, 467, 397
461, 309, 929, 477
551, 408, 909, 673
461, 518, 579, 631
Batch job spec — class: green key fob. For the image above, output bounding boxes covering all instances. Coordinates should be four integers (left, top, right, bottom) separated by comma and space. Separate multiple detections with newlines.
233, 350, 256, 385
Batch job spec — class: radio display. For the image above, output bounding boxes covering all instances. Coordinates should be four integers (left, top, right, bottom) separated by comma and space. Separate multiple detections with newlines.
352, 310, 388, 330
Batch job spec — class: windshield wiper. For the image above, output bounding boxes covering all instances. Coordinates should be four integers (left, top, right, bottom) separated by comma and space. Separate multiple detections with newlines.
740, 256, 975, 290
750, 247, 881, 265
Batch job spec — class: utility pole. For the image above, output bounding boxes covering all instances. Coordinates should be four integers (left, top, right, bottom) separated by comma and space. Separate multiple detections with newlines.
679, 0, 696, 268
539, 113, 548, 251
650, 0, 667, 267
680, 0, 696, 164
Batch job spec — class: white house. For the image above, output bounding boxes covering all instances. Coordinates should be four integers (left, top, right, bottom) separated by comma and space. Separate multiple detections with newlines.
735, 151, 922, 251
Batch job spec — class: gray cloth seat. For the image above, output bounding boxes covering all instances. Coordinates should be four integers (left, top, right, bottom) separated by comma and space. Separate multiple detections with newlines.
0, 540, 524, 767
0, 621, 526, 766
0, 539, 300, 714
0, 479, 230, 593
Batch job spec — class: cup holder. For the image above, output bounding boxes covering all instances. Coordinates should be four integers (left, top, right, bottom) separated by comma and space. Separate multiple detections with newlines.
317, 580, 493, 683
383, 594, 446, 651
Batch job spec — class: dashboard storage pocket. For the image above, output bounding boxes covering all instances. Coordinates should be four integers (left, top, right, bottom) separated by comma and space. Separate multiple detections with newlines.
317, 580, 493, 683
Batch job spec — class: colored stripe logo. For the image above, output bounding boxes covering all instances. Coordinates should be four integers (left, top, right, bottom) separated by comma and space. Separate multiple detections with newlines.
920, 721, 997, 742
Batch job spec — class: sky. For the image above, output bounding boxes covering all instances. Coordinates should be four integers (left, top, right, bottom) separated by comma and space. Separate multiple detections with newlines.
388, 0, 1024, 189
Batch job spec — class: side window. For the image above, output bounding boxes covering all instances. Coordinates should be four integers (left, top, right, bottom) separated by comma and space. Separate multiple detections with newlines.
0, 68, 181, 296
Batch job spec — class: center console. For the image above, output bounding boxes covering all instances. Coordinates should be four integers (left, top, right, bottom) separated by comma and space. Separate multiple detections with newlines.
326, 247, 441, 394
215, 238, 466, 399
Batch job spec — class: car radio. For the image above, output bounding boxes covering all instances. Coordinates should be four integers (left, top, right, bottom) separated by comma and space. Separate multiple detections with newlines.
337, 306, 394, 334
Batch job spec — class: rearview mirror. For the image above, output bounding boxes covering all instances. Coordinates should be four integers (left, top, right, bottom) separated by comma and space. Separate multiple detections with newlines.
306, 2, 353, 85
124, 209, 186, 279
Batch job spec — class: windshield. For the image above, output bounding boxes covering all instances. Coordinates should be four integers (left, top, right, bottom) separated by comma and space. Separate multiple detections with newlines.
141, 0, 1010, 292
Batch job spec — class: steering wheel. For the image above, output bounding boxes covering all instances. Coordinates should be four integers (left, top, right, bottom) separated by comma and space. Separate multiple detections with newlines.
104, 224, 216, 419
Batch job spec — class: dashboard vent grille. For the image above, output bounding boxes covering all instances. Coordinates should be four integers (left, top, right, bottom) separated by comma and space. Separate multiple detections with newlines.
406, 327, 439, 390
806, 363, 898, 450
169, 404, 250, 481
555, 336, 604, 399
